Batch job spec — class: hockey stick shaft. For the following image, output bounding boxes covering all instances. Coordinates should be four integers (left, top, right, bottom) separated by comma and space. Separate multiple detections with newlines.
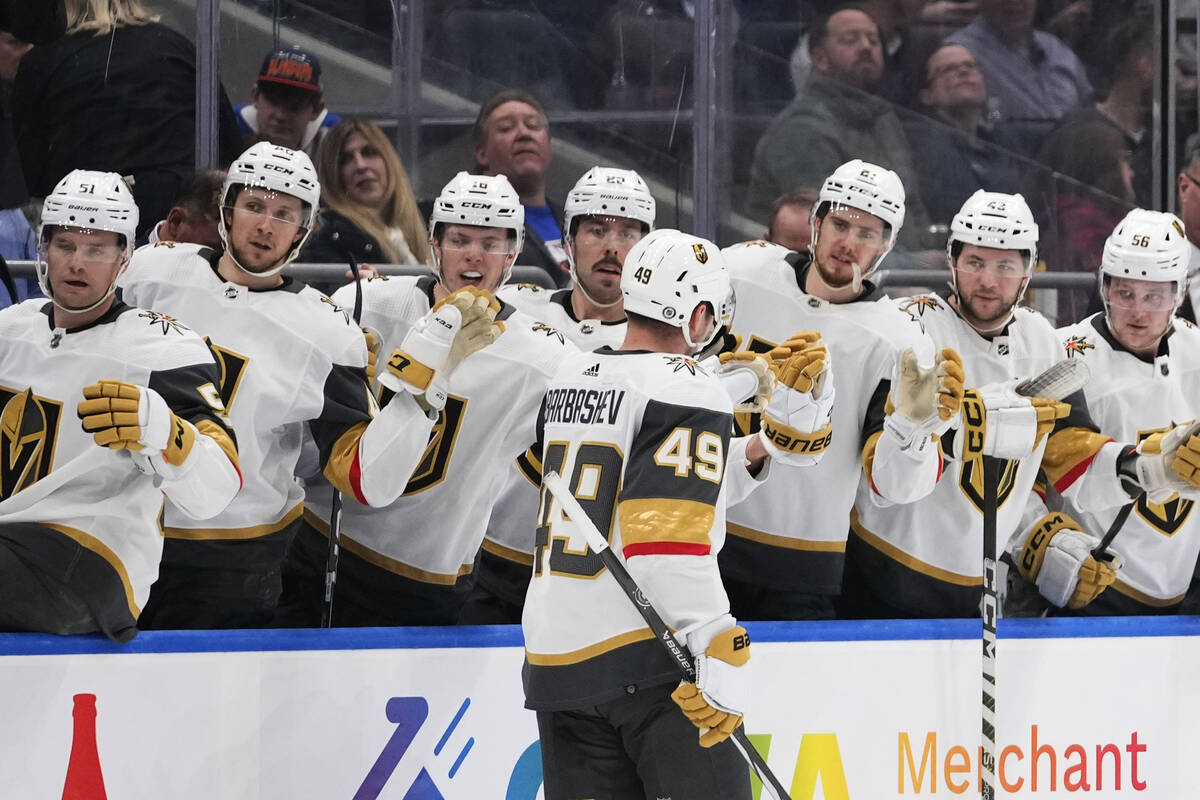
980, 456, 999, 800
322, 253, 366, 629
542, 471, 791, 800
1091, 498, 1136, 562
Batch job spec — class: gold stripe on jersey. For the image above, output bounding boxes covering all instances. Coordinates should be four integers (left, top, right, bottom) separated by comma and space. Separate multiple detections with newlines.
850, 509, 981, 586
516, 447, 542, 487
481, 537, 535, 566
1109, 579, 1186, 608
323, 421, 368, 498
43, 523, 139, 618
195, 419, 239, 471
726, 521, 846, 552
618, 498, 714, 548
525, 627, 656, 666
339, 533, 473, 585
165, 502, 303, 540
861, 430, 885, 483
1042, 427, 1110, 491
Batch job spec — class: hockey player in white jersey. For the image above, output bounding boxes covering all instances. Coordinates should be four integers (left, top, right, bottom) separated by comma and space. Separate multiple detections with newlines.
1016, 209, 1200, 614
842, 190, 1120, 618
720, 159, 963, 619
0, 170, 240, 641
523, 229, 792, 798
118, 143, 466, 629
463, 166, 655, 623
279, 171, 576, 626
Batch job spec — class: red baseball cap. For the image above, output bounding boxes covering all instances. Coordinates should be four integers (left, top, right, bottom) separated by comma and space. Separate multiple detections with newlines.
257, 46, 322, 93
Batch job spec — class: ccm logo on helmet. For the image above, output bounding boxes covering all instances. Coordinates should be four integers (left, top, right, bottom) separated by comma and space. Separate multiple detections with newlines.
459, 201, 494, 209
261, 163, 297, 175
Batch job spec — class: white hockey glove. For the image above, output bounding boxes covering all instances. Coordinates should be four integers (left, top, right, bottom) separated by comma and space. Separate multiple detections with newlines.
671, 615, 752, 748
379, 287, 501, 411
714, 349, 780, 413
1122, 421, 1200, 504
1017, 512, 1119, 609
758, 334, 834, 466
953, 381, 1069, 461
883, 347, 964, 453
78, 380, 196, 466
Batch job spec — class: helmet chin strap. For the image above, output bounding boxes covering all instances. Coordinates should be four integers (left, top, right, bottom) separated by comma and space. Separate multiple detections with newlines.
567, 239, 623, 310
217, 208, 304, 280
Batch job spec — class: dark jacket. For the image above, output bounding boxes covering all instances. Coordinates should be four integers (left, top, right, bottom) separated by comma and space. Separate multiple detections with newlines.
12, 22, 242, 237
302, 209, 391, 267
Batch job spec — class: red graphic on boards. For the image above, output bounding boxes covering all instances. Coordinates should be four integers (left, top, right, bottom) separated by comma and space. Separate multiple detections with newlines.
62, 693, 108, 800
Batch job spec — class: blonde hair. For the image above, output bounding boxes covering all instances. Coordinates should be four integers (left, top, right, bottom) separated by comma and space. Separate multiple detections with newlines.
66, 0, 158, 34
315, 118, 430, 264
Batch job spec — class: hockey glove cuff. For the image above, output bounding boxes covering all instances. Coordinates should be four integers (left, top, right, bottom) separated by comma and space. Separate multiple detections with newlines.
1126, 421, 1200, 503
671, 615, 751, 748
1018, 512, 1119, 609
78, 380, 195, 466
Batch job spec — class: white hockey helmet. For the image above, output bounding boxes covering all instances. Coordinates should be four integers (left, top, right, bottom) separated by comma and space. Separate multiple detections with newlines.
621, 228, 730, 351
563, 167, 655, 236
219, 142, 321, 278
563, 166, 655, 307
1100, 208, 1189, 285
1099, 208, 1190, 319
429, 171, 525, 285
37, 169, 139, 313
947, 190, 1039, 270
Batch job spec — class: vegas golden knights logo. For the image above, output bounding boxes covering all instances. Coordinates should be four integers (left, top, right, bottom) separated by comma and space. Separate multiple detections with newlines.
402, 395, 468, 496
692, 243, 708, 263
1, 387, 62, 501
1134, 427, 1195, 535
959, 457, 1019, 513
204, 338, 250, 412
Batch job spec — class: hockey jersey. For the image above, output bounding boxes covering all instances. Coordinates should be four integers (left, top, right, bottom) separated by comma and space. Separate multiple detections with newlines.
117, 242, 378, 571
0, 299, 237, 638
1044, 314, 1200, 611
302, 275, 576, 589
523, 347, 736, 710
849, 296, 1112, 617
478, 283, 629, 605
720, 241, 933, 595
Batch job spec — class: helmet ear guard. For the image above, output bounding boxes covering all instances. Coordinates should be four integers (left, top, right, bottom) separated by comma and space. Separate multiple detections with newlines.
620, 229, 730, 351
37, 169, 140, 313
219, 142, 321, 278
428, 172, 525, 286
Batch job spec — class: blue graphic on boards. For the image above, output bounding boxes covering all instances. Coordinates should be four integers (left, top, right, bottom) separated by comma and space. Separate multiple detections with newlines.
352, 695, 542, 798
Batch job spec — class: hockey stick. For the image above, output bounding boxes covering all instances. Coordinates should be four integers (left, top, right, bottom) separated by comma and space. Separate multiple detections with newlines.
980, 357, 1092, 798
1090, 499, 1135, 564
322, 253, 366, 628
542, 470, 791, 800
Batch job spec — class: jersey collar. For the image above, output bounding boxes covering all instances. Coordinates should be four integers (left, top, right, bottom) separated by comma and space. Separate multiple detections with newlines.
1091, 313, 1175, 362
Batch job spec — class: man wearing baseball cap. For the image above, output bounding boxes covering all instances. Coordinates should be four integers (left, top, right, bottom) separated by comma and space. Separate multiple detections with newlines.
235, 45, 340, 157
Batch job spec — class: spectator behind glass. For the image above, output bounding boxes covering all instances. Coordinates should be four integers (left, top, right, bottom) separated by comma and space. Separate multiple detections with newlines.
1038, 17, 1153, 207
10, 0, 243, 240
765, 188, 818, 253
144, 169, 225, 251
904, 43, 1022, 229
303, 118, 429, 271
472, 89, 569, 287
235, 46, 340, 159
946, 0, 1093, 157
1175, 139, 1200, 324
788, 0, 945, 107
1032, 118, 1135, 326
747, 6, 938, 252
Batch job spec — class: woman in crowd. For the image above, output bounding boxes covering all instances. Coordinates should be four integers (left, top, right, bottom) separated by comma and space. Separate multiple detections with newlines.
304, 118, 429, 268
